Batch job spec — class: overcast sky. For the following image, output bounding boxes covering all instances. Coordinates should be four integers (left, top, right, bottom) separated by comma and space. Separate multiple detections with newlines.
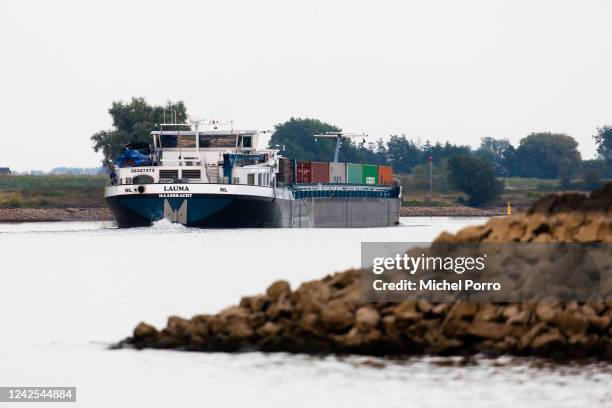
1, 0, 611, 171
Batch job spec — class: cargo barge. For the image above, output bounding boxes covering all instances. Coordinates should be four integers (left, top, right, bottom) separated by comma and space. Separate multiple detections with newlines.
104, 119, 401, 228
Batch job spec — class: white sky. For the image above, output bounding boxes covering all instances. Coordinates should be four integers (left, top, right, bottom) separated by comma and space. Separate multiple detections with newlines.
1, 0, 611, 171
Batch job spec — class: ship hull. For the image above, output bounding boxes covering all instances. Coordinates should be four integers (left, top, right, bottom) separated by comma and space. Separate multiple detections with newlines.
105, 194, 278, 228
104, 184, 401, 228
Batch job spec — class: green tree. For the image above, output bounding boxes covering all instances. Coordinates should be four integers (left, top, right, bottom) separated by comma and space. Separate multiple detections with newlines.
385, 135, 421, 173
91, 97, 187, 166
447, 155, 504, 206
581, 159, 611, 178
475, 137, 515, 176
268, 118, 379, 163
268, 118, 339, 161
511, 133, 581, 179
430, 141, 472, 164
594, 125, 612, 174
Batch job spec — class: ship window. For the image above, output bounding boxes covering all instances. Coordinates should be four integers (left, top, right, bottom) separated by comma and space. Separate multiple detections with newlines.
200, 134, 237, 148
160, 135, 178, 148
133, 175, 154, 184
247, 174, 255, 185
242, 136, 252, 148
179, 135, 196, 148
258, 173, 262, 186
198, 137, 211, 148
232, 177, 240, 184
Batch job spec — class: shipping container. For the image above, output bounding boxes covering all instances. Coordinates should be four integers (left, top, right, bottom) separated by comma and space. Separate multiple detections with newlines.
296, 161, 312, 183
346, 163, 363, 184
329, 162, 346, 183
277, 157, 293, 184
362, 164, 378, 185
378, 165, 393, 185
311, 162, 330, 183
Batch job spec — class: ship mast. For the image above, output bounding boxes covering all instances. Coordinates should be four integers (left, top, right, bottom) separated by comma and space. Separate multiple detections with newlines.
313, 132, 367, 162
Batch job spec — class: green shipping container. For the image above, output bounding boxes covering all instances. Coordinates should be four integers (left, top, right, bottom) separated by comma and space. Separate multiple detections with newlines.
346, 163, 363, 184
362, 164, 378, 185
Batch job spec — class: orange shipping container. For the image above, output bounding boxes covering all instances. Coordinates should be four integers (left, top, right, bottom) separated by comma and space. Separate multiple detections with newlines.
378, 165, 393, 185
311, 162, 330, 183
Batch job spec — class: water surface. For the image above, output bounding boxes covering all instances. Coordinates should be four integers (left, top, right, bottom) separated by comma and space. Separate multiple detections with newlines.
0, 218, 609, 407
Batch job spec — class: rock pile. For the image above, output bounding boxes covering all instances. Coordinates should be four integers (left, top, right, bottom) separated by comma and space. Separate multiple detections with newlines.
121, 183, 612, 359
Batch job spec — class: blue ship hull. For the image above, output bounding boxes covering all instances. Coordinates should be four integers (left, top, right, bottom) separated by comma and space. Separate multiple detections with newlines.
105, 194, 279, 228
105, 186, 402, 228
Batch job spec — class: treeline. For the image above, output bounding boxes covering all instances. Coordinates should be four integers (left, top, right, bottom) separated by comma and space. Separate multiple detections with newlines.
90, 99, 612, 206
271, 118, 612, 182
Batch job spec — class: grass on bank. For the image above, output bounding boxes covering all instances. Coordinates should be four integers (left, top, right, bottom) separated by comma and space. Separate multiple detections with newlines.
0, 174, 607, 210
398, 174, 609, 209
0, 175, 107, 208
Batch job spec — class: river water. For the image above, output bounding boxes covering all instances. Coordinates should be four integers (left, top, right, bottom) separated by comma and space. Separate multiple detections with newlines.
0, 218, 610, 407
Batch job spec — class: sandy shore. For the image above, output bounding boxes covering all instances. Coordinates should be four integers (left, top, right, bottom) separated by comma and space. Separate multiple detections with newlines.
0, 207, 113, 223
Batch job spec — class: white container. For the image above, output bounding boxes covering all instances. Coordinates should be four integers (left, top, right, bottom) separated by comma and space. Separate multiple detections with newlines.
329, 162, 347, 183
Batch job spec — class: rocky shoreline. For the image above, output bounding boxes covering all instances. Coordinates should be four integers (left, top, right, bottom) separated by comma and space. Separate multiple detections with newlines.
0, 207, 113, 223
399, 206, 509, 217
119, 184, 612, 360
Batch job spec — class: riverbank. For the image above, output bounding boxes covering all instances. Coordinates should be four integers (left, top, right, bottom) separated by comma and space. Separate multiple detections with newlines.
0, 207, 113, 223
399, 206, 511, 217
0, 205, 502, 223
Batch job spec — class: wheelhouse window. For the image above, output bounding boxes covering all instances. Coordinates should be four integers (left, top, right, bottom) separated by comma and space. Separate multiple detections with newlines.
242, 135, 252, 148
178, 135, 196, 148
160, 133, 242, 148
200, 134, 237, 148
160, 135, 178, 148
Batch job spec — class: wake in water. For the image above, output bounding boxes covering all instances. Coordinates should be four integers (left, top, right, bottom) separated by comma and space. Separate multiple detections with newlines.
149, 218, 191, 231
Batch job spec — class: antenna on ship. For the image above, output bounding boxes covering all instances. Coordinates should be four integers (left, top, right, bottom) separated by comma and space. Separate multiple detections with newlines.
313, 132, 368, 162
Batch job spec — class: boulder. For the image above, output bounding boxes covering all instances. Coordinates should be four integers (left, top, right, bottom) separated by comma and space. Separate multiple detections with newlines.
247, 312, 267, 329
266, 280, 291, 301
327, 270, 358, 289
455, 225, 491, 243
333, 327, 381, 348
446, 301, 478, 321
298, 313, 323, 336
320, 300, 354, 331
355, 306, 380, 332
133, 322, 158, 340
535, 303, 559, 323
393, 302, 423, 326
226, 321, 254, 339
417, 300, 433, 313
265, 296, 293, 320
517, 323, 547, 351
555, 309, 588, 338
588, 315, 611, 331
242, 294, 271, 313
466, 321, 511, 340
257, 322, 282, 337
292, 280, 331, 314
382, 315, 401, 342
166, 316, 194, 339
530, 330, 565, 351
474, 303, 498, 322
